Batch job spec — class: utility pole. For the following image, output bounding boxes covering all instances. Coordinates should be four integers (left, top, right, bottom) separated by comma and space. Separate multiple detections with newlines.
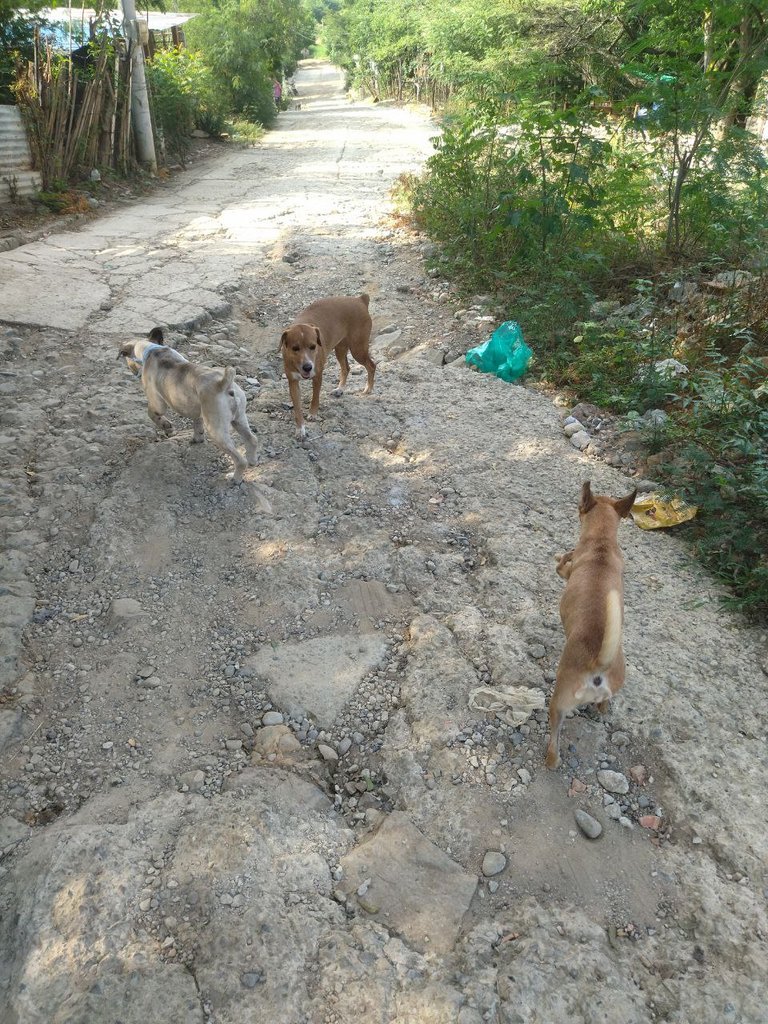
120, 0, 157, 173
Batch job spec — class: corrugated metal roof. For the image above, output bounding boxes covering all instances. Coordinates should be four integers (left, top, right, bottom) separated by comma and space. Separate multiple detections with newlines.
35, 8, 198, 32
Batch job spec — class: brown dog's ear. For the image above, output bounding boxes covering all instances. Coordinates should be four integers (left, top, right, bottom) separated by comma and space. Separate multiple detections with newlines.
118, 341, 135, 359
314, 327, 322, 346
579, 481, 596, 514
279, 331, 289, 351
148, 327, 164, 344
613, 489, 638, 518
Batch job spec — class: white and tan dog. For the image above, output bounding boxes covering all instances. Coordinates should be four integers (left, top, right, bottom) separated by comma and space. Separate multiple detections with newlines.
280, 294, 375, 438
545, 480, 637, 769
118, 327, 259, 483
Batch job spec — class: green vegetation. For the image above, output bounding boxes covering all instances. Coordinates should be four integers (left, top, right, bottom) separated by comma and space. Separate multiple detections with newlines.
329, 0, 768, 617
183, 0, 314, 128
0, 0, 40, 102
146, 48, 226, 165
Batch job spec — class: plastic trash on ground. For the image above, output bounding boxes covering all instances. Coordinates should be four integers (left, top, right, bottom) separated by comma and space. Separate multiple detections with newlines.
468, 685, 546, 727
631, 492, 697, 530
465, 320, 532, 382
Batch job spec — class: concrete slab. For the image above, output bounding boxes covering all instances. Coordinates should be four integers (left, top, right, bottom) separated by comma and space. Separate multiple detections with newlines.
339, 811, 477, 954
246, 634, 389, 726
0, 257, 110, 329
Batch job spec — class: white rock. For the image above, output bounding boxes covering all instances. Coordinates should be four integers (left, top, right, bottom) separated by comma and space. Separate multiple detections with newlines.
481, 851, 507, 877
564, 421, 585, 437
597, 769, 629, 794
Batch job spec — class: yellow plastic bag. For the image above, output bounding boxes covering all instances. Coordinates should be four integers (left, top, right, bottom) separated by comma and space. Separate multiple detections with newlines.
631, 492, 697, 530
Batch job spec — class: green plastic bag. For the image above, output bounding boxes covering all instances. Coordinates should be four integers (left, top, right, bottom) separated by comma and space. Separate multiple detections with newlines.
465, 321, 532, 382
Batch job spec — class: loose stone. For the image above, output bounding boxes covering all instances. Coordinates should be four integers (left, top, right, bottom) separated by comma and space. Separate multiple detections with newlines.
481, 851, 507, 877
597, 769, 629, 794
574, 809, 602, 839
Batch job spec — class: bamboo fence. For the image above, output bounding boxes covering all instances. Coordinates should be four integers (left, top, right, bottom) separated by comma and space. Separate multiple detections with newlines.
14, 32, 137, 191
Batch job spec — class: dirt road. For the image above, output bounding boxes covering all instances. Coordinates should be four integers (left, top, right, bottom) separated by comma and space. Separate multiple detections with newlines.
0, 61, 766, 1024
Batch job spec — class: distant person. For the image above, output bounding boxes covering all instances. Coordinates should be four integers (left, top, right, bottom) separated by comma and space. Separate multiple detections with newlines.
273, 78, 282, 110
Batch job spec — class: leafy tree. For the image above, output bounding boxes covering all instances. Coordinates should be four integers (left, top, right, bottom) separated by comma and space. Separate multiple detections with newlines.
184, 0, 314, 123
0, 0, 42, 103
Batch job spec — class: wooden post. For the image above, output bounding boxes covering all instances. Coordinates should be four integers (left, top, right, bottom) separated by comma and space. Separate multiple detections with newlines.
120, 0, 157, 173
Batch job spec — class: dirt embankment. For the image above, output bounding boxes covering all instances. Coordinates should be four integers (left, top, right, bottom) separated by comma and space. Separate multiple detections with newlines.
0, 60, 765, 1024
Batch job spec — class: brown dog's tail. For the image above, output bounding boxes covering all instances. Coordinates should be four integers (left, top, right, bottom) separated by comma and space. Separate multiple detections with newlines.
360, 293, 370, 308
216, 366, 236, 392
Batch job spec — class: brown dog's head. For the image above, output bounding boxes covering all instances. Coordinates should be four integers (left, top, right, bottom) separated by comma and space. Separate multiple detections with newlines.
579, 480, 637, 520
280, 323, 322, 380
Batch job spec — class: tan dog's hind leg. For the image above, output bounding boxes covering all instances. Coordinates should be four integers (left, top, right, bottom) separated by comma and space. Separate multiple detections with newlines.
545, 699, 566, 769
545, 666, 581, 769
348, 331, 376, 396
332, 341, 350, 397
362, 355, 376, 396
597, 652, 626, 715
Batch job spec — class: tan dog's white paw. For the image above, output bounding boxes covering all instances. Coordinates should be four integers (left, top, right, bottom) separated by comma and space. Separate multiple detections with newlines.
296, 425, 307, 439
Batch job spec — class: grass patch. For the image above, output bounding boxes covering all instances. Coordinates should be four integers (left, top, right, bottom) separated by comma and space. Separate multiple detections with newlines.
227, 118, 266, 145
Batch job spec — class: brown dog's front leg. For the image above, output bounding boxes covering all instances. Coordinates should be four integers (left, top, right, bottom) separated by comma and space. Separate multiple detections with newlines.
288, 378, 306, 438
308, 372, 323, 420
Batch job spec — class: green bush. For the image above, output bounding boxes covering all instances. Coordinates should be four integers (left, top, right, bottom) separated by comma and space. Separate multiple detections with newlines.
184, 0, 312, 123
147, 48, 228, 165
664, 355, 768, 614
146, 48, 196, 165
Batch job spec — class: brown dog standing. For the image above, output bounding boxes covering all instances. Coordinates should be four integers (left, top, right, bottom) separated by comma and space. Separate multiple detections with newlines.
545, 481, 637, 769
280, 294, 375, 438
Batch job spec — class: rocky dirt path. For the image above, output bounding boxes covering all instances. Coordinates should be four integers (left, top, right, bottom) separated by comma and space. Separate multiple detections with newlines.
0, 61, 766, 1024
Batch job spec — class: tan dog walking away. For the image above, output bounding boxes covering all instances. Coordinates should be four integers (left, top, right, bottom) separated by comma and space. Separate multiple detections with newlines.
119, 327, 259, 484
545, 481, 637, 769
280, 294, 375, 438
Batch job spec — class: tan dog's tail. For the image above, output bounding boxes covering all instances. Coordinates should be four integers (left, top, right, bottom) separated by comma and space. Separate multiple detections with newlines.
360, 293, 370, 307
216, 366, 236, 392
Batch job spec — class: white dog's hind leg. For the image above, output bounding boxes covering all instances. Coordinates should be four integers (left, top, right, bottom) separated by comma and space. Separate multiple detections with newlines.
148, 404, 173, 436
232, 413, 259, 466
208, 431, 248, 483
191, 417, 205, 444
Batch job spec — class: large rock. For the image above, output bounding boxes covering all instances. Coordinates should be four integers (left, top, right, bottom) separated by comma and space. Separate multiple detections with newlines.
0, 770, 355, 1024
246, 634, 388, 725
339, 811, 477, 954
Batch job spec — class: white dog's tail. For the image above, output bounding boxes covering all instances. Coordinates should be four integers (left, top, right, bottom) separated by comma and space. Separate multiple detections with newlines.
217, 367, 236, 392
